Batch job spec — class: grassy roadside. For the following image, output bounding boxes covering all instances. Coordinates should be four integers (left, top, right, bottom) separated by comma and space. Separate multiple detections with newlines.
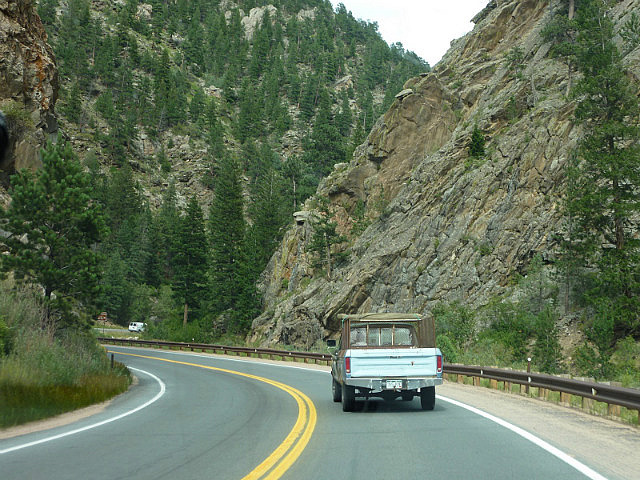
0, 280, 131, 428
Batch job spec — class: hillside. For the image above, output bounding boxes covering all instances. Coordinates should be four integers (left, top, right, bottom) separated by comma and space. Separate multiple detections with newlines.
0, 0, 430, 332
34, 0, 428, 207
252, 0, 640, 374
2, 0, 639, 381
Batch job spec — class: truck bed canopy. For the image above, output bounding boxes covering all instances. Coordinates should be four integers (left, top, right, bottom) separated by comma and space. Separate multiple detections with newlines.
338, 313, 422, 323
338, 313, 436, 348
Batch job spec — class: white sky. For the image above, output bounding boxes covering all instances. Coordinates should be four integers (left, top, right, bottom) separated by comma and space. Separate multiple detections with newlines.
329, 0, 490, 66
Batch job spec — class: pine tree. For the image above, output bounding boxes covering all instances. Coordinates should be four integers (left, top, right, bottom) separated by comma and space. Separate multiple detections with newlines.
155, 183, 181, 283
469, 125, 486, 158
307, 196, 347, 280
64, 82, 83, 124
563, 0, 640, 348
208, 154, 247, 330
304, 89, 345, 176
184, 6, 205, 74
0, 139, 107, 329
190, 86, 206, 127
174, 197, 209, 325
205, 98, 225, 159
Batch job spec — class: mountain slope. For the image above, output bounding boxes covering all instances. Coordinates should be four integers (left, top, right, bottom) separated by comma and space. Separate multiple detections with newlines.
252, 0, 640, 347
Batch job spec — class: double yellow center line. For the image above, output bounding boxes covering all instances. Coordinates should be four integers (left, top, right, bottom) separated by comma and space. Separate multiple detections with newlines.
111, 351, 317, 480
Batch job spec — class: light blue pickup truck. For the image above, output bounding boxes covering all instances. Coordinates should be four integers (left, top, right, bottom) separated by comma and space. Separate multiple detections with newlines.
329, 313, 443, 412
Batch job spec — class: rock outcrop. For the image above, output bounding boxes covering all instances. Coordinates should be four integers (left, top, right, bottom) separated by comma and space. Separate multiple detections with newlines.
251, 0, 640, 345
0, 0, 58, 179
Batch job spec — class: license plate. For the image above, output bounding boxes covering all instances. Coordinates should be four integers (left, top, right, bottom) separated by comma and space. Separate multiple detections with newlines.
385, 379, 403, 389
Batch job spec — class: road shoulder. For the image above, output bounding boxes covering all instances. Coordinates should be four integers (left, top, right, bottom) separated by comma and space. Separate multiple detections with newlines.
439, 382, 639, 480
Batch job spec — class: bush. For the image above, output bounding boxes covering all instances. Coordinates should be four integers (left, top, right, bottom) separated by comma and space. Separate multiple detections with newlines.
0, 280, 131, 427
532, 307, 563, 374
481, 299, 534, 361
433, 301, 476, 350
468, 124, 485, 158
610, 336, 640, 387
458, 336, 518, 368
436, 334, 459, 363
0, 318, 14, 356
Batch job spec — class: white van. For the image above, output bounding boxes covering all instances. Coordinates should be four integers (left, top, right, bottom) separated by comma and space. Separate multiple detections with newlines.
128, 322, 146, 332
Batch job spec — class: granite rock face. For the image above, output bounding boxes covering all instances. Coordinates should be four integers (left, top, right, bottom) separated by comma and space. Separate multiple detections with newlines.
251, 0, 640, 345
0, 0, 58, 177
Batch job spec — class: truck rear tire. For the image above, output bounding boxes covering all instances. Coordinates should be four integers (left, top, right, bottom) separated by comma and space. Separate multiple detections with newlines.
332, 377, 342, 402
342, 384, 355, 412
420, 386, 435, 410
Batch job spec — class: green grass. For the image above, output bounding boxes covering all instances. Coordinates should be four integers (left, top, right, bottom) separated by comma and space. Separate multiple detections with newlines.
0, 332, 131, 428
0, 280, 131, 428
0, 370, 130, 427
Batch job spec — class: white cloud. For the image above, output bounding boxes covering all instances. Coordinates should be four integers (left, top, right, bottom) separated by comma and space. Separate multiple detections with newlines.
329, 0, 489, 66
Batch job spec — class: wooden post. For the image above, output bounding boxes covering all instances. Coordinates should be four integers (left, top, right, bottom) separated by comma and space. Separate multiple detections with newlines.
608, 404, 621, 418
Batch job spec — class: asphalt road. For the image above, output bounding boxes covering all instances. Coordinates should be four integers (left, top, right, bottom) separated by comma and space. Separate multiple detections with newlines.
0, 346, 608, 480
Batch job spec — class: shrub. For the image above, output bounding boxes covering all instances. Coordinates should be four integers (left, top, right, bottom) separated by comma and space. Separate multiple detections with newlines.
0, 280, 130, 427
433, 301, 476, 350
436, 334, 459, 363
468, 125, 485, 158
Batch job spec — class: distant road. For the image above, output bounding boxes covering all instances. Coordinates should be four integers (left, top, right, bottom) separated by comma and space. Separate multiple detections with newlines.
93, 327, 131, 335
0, 347, 613, 480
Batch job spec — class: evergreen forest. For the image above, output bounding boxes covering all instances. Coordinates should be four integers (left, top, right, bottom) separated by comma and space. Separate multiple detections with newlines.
29, 0, 429, 338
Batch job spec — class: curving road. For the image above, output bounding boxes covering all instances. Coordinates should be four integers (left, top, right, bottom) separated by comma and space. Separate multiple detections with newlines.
0, 346, 611, 480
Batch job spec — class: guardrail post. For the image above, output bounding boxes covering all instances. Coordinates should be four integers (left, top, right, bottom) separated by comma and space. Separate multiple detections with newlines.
526, 358, 531, 394
608, 404, 621, 417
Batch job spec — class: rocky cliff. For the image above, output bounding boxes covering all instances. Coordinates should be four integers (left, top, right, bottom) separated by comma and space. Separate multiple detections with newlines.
251, 0, 640, 347
0, 0, 58, 183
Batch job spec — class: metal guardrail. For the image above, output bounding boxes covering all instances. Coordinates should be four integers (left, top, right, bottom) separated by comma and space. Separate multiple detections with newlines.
98, 337, 333, 365
444, 364, 640, 414
100, 337, 640, 420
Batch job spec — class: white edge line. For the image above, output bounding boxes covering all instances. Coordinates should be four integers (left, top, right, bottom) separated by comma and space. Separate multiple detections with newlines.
437, 395, 608, 480
0, 367, 166, 454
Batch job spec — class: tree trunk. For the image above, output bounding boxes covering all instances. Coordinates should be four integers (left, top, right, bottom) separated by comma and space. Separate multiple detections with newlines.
183, 302, 188, 326
324, 232, 332, 280
292, 175, 297, 212
568, 0, 575, 20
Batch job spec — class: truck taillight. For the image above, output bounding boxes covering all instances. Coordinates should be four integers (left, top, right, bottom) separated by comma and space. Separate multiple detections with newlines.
437, 355, 442, 374
345, 357, 351, 374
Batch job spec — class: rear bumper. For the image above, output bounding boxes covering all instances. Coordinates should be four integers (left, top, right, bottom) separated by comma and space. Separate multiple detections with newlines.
345, 377, 443, 393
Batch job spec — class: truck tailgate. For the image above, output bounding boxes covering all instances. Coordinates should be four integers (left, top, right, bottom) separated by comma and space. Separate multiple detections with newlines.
349, 348, 440, 378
